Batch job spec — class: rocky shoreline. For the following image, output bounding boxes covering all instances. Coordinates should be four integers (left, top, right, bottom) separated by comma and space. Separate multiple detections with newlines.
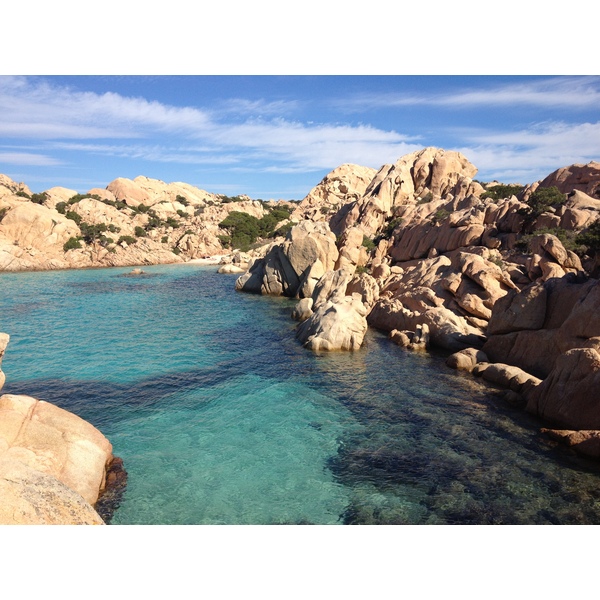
233, 148, 600, 459
1, 146, 600, 522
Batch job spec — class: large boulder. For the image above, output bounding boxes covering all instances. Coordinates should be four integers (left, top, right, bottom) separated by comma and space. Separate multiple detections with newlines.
291, 163, 378, 223
296, 293, 368, 352
483, 276, 600, 378
0, 394, 115, 524
236, 221, 339, 298
526, 348, 600, 430
538, 161, 600, 198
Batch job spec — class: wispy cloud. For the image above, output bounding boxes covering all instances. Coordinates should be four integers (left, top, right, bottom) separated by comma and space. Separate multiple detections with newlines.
0, 152, 62, 166
0, 77, 422, 172
457, 120, 600, 182
335, 76, 600, 112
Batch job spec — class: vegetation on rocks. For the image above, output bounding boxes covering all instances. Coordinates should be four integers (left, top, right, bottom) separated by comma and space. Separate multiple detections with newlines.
481, 184, 524, 201
522, 186, 567, 219
218, 205, 294, 251
576, 218, 600, 256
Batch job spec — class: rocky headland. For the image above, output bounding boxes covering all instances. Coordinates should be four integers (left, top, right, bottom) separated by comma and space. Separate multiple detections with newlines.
234, 148, 600, 458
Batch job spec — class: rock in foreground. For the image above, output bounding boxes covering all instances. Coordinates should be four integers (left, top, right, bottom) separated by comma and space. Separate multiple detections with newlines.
0, 394, 116, 524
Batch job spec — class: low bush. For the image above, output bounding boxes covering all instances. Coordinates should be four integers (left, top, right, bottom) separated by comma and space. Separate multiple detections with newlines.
134, 226, 147, 237
481, 184, 524, 202
63, 237, 82, 251
30, 192, 49, 205
575, 219, 600, 256
362, 236, 376, 251
117, 235, 137, 246
65, 210, 82, 225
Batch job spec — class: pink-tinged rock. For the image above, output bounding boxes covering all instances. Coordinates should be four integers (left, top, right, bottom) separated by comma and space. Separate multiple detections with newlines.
0, 394, 113, 507
296, 294, 368, 352
526, 348, 600, 430
446, 348, 488, 372
542, 429, 600, 460
538, 161, 600, 197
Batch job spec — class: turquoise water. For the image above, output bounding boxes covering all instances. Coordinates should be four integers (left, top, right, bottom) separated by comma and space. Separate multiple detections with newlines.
2, 264, 600, 524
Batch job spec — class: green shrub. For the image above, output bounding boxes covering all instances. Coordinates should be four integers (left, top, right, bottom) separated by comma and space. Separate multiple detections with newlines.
219, 195, 244, 204
63, 237, 82, 251
65, 210, 82, 225
55, 202, 67, 214
432, 208, 450, 224
417, 192, 433, 204
79, 222, 110, 245
101, 198, 129, 211
176, 209, 187, 218
30, 192, 48, 205
134, 226, 147, 237
515, 227, 584, 254
16, 191, 30, 198
0, 207, 9, 222
217, 234, 232, 248
117, 235, 137, 245
575, 219, 600, 256
362, 236, 376, 251
175, 195, 189, 206
481, 184, 524, 202
376, 217, 403, 242
172, 246, 181, 255
166, 217, 180, 229
161, 235, 169, 243
273, 222, 294, 238
522, 186, 566, 219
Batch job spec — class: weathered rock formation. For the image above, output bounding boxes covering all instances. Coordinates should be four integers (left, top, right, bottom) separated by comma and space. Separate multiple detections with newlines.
0, 336, 121, 524
235, 220, 339, 298
538, 161, 600, 198
290, 163, 378, 223
295, 269, 368, 351
0, 173, 290, 271
0, 393, 115, 524
330, 147, 483, 238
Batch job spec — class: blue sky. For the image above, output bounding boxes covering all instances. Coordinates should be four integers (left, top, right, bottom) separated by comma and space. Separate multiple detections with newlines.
1, 75, 599, 200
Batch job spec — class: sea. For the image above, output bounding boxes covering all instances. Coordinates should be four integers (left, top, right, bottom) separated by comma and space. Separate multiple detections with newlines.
1, 262, 600, 525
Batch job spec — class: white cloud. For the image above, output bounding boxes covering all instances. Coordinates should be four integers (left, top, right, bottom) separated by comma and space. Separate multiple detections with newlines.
0, 76, 420, 172
456, 120, 600, 182
335, 76, 600, 112
0, 152, 62, 166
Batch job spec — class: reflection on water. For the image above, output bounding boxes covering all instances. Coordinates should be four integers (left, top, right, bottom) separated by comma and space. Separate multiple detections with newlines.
1, 264, 600, 524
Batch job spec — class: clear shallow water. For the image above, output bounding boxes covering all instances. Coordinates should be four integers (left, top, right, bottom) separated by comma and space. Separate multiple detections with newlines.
2, 264, 600, 524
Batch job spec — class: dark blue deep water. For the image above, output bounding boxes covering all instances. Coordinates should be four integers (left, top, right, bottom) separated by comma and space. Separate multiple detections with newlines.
2, 264, 600, 524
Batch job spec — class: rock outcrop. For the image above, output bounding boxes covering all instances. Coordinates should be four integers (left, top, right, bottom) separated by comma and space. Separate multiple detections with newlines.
290, 163, 378, 223
295, 269, 368, 351
538, 161, 600, 198
0, 174, 291, 272
235, 220, 338, 298
0, 336, 120, 524
0, 394, 115, 524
